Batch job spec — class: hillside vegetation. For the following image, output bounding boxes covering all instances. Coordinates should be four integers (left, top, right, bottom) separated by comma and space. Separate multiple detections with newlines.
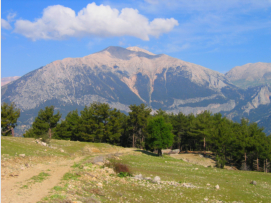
19, 102, 271, 172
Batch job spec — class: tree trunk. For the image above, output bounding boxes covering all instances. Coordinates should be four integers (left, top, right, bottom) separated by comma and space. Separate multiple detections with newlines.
244, 152, 247, 170
49, 128, 52, 139
257, 158, 259, 171
133, 133, 135, 148
11, 127, 14, 137
266, 159, 270, 173
203, 136, 206, 155
179, 134, 181, 150
158, 149, 162, 157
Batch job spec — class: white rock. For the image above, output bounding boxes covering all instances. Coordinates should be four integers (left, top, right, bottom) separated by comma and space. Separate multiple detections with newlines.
153, 176, 161, 184
97, 182, 103, 188
215, 184, 220, 189
19, 154, 25, 158
41, 142, 47, 146
134, 174, 143, 180
204, 198, 209, 201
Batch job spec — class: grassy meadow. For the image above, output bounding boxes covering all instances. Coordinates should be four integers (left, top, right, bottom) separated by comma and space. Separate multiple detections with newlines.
1, 137, 271, 203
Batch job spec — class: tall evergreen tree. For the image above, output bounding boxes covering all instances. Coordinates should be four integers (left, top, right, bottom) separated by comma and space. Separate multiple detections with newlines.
103, 108, 124, 144
146, 116, 174, 156
1, 102, 20, 137
24, 106, 61, 138
128, 104, 151, 148
190, 111, 213, 153
170, 112, 188, 150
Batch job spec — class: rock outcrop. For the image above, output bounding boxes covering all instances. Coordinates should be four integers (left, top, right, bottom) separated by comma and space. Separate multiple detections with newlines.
1, 46, 271, 135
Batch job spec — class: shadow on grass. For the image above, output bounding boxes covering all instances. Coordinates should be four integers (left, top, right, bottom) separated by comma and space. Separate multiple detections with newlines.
135, 150, 159, 157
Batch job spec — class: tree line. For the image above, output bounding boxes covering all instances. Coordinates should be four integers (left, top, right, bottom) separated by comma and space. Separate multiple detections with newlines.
2, 102, 271, 171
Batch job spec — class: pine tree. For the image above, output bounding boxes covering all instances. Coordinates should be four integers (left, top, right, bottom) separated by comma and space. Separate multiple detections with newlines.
54, 120, 71, 140
103, 108, 124, 144
1, 102, 20, 137
190, 111, 213, 153
146, 116, 174, 156
211, 115, 233, 168
79, 102, 112, 142
128, 104, 151, 148
25, 106, 61, 139
79, 105, 97, 142
65, 110, 80, 141
170, 112, 188, 151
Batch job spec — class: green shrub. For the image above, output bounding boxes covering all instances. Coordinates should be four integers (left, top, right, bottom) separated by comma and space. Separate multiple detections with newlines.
117, 172, 131, 178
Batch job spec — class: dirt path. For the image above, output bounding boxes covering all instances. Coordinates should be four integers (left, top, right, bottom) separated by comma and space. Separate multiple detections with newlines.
1, 148, 136, 203
1, 156, 83, 203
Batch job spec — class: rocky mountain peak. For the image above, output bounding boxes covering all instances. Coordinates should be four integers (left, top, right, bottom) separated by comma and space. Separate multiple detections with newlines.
3, 46, 271, 135
126, 46, 155, 55
225, 62, 271, 88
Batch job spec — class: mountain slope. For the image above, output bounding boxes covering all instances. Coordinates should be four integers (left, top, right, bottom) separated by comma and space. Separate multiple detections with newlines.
1, 76, 20, 86
225, 62, 271, 89
2, 46, 270, 135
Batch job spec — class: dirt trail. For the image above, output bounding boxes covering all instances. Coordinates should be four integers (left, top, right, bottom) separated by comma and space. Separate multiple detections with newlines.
1, 148, 136, 203
1, 156, 83, 203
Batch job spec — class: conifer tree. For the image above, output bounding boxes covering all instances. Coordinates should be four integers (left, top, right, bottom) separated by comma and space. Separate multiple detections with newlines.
54, 110, 81, 141
146, 116, 174, 156
103, 108, 124, 144
170, 112, 188, 150
128, 104, 151, 148
28, 106, 61, 138
190, 111, 213, 153
54, 120, 71, 140
1, 102, 20, 137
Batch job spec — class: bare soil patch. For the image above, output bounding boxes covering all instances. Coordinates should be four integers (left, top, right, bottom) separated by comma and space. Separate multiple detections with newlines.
1, 156, 83, 203
170, 153, 216, 167
1, 147, 135, 203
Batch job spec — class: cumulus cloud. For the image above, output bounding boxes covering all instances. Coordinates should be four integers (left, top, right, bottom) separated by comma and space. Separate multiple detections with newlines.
14, 3, 178, 41
1, 19, 12, 30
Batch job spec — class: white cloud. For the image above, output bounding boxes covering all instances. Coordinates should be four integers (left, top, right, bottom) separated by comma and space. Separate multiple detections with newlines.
14, 3, 178, 41
1, 19, 12, 30
7, 13, 17, 22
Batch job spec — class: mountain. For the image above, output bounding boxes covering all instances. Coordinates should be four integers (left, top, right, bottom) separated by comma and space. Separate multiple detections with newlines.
1, 76, 20, 86
225, 62, 271, 89
224, 62, 271, 134
1, 46, 271, 135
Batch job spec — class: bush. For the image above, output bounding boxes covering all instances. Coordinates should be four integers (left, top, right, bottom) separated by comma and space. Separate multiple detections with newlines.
117, 172, 130, 178
105, 158, 132, 176
40, 133, 51, 145
114, 162, 131, 174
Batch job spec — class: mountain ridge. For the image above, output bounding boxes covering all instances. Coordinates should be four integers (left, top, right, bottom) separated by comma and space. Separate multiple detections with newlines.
1, 46, 271, 135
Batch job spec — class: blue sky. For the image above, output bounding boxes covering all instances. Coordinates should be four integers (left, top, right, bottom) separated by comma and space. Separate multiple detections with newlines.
1, 0, 271, 78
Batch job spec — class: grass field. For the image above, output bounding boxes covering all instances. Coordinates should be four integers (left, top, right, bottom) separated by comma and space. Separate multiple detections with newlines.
1, 136, 123, 158
1, 137, 271, 203
41, 151, 271, 203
